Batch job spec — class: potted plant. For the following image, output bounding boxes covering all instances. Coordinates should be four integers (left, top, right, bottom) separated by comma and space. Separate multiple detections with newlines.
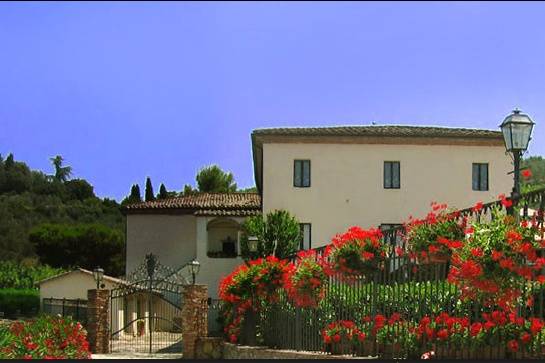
218, 256, 288, 345
137, 320, 145, 336
322, 320, 364, 355
324, 226, 386, 281
404, 202, 465, 265
283, 249, 328, 308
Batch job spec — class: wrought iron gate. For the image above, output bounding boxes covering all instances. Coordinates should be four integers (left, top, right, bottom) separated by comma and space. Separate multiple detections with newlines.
109, 254, 191, 353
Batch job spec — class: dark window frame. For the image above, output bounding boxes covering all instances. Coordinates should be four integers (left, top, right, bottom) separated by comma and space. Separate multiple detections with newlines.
299, 223, 312, 250
384, 161, 401, 189
293, 159, 311, 188
472, 163, 489, 191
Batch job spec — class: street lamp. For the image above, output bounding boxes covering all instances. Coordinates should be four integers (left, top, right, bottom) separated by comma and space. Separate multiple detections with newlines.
247, 236, 259, 253
189, 259, 200, 285
93, 267, 104, 290
499, 108, 535, 210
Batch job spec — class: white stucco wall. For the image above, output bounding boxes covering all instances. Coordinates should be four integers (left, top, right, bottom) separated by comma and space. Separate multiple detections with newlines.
125, 214, 197, 275
39, 271, 118, 303
262, 142, 512, 247
195, 216, 246, 299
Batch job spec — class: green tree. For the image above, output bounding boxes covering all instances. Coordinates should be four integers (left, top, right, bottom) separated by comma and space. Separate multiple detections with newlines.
182, 184, 196, 195
158, 183, 168, 199
239, 186, 258, 193
195, 165, 237, 193
145, 177, 155, 202
49, 155, 72, 182
239, 209, 300, 260
29, 223, 124, 276
1, 154, 32, 194
522, 156, 545, 192
65, 179, 95, 201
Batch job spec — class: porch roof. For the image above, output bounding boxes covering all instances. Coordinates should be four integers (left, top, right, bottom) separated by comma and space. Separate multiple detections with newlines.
124, 192, 261, 216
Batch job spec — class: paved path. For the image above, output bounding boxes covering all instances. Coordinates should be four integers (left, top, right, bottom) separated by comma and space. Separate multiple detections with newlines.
91, 353, 183, 359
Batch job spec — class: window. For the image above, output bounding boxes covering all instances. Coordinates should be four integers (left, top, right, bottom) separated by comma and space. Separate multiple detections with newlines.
472, 163, 489, 191
294, 160, 311, 187
384, 161, 400, 189
299, 223, 311, 250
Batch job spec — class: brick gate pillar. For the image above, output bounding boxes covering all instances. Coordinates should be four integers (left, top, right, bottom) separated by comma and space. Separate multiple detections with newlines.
182, 285, 208, 359
87, 289, 110, 354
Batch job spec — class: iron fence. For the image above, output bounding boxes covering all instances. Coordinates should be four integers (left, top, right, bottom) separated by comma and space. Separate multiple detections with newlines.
255, 187, 545, 358
42, 297, 88, 327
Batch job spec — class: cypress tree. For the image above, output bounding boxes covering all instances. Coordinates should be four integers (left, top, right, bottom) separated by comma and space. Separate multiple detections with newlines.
145, 177, 155, 202
158, 183, 168, 200
129, 184, 142, 203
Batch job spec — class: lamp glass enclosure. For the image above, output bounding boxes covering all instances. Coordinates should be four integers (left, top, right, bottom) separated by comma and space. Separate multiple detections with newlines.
500, 109, 534, 152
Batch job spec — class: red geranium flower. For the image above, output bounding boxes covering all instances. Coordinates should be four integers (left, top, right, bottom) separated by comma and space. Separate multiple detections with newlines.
507, 339, 519, 352
522, 169, 532, 179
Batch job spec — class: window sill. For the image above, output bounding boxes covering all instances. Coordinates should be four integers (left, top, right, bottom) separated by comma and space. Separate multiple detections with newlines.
207, 252, 238, 259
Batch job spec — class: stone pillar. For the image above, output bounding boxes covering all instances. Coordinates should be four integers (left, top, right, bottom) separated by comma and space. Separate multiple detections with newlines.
182, 285, 208, 359
87, 289, 110, 354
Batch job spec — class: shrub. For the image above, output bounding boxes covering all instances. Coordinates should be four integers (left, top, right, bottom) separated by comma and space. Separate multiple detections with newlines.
0, 315, 91, 359
0, 289, 39, 317
0, 260, 65, 289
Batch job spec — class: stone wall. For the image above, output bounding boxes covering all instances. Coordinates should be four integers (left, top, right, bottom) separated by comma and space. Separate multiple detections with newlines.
223, 343, 369, 359
181, 285, 208, 359
195, 337, 223, 359
87, 289, 110, 354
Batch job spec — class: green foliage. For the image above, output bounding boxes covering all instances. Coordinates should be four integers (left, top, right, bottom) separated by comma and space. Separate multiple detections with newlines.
49, 155, 72, 182
64, 179, 95, 201
195, 164, 237, 193
121, 184, 142, 206
240, 210, 300, 259
239, 186, 258, 193
0, 154, 124, 266
145, 177, 155, 202
0, 288, 40, 317
522, 156, 545, 192
29, 223, 124, 276
158, 183, 168, 199
0, 260, 65, 289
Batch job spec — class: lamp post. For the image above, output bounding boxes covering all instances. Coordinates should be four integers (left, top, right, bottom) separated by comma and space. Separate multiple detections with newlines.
247, 236, 259, 254
189, 259, 200, 285
92, 267, 104, 290
499, 108, 535, 214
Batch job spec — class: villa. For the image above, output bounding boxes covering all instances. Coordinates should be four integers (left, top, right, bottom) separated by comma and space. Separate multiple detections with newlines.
124, 125, 512, 298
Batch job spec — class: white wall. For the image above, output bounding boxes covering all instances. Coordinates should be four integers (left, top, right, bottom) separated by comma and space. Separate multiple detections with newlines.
126, 214, 197, 274
262, 142, 512, 247
195, 216, 246, 298
39, 271, 118, 303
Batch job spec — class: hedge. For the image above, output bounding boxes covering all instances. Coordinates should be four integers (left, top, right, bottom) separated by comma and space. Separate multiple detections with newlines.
0, 288, 40, 317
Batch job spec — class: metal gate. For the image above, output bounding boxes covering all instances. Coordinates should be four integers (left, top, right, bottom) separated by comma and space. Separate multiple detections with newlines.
109, 254, 191, 353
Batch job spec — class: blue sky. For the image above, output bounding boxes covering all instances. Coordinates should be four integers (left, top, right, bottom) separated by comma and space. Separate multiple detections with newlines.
1, 1, 544, 200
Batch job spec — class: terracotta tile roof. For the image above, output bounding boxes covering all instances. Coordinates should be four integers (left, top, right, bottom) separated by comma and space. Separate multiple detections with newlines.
252, 125, 502, 139
124, 192, 261, 216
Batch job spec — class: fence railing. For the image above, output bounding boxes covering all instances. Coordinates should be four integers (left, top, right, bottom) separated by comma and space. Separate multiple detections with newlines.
42, 298, 88, 327
256, 187, 545, 358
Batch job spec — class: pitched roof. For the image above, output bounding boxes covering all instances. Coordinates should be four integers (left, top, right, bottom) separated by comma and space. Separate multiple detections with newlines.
36, 268, 125, 286
252, 125, 502, 138
251, 125, 504, 193
124, 192, 261, 216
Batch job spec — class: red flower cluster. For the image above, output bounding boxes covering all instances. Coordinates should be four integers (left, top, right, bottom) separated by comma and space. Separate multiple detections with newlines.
219, 256, 288, 342
324, 226, 386, 280
0, 316, 90, 359
283, 249, 328, 307
321, 320, 366, 344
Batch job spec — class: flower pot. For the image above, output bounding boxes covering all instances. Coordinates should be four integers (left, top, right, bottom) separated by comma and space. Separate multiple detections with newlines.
379, 342, 402, 359
418, 252, 450, 265
330, 341, 353, 355
137, 321, 145, 337
354, 340, 375, 357
475, 346, 506, 359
